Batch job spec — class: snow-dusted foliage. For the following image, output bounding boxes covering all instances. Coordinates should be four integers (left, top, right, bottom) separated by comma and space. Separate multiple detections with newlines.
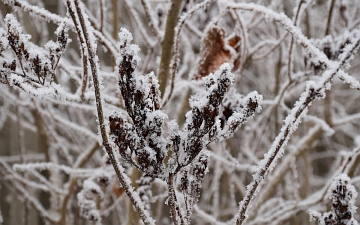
1, 0, 360, 225
310, 174, 359, 225
77, 179, 103, 222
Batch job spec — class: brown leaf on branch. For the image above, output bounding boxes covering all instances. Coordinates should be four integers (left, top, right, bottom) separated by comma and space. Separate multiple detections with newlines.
195, 25, 241, 80
112, 182, 125, 198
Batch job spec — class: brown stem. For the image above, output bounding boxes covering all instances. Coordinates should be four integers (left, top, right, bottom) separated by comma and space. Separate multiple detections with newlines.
111, 0, 118, 40
325, 0, 336, 36
167, 173, 185, 225
99, 0, 104, 33
158, 0, 182, 98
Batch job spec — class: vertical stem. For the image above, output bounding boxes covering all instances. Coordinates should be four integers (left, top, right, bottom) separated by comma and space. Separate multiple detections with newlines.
112, 0, 118, 40
16, 105, 25, 163
325, 0, 336, 36
99, 0, 104, 33
324, 0, 336, 126
323, 91, 332, 126
158, 0, 182, 98
274, 46, 282, 135
126, 167, 141, 225
305, 10, 311, 38
167, 173, 185, 225
32, 108, 50, 162
161, 0, 215, 108
177, 89, 191, 127
63, 0, 88, 101
17, 106, 29, 225
111, 0, 118, 68
233, 10, 247, 85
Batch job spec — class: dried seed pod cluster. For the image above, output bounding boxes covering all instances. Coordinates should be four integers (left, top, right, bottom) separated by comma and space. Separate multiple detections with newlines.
305, 31, 355, 74
0, 14, 69, 86
111, 28, 167, 177
77, 180, 103, 221
110, 28, 262, 184
310, 174, 358, 225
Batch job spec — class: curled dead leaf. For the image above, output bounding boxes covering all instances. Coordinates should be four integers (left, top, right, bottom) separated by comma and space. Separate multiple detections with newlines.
195, 25, 241, 80
112, 182, 125, 198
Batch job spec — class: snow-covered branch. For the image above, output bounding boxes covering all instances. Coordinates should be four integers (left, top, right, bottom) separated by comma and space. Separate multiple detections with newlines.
1, 1, 360, 224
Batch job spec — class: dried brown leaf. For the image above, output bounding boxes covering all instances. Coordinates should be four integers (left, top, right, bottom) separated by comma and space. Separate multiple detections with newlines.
195, 25, 241, 80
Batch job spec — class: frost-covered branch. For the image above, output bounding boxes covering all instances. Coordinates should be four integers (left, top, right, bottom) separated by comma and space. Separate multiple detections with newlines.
227, 2, 351, 74
140, 0, 162, 39
234, 16, 360, 225
3, 0, 117, 56
65, 1, 155, 224
0, 159, 59, 223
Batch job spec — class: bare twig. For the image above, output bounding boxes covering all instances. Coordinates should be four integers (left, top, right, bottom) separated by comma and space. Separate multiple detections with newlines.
64, 0, 89, 101
233, 10, 247, 85
286, 0, 305, 82
140, 0, 162, 38
123, 0, 156, 47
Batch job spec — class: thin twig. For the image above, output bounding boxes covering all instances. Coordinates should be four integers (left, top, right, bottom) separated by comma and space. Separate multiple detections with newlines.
111, 0, 118, 40
140, 0, 161, 38
233, 10, 248, 85
167, 173, 185, 225
0, 159, 59, 223
64, 0, 89, 101
249, 33, 288, 60
123, 0, 156, 47
286, 0, 305, 82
